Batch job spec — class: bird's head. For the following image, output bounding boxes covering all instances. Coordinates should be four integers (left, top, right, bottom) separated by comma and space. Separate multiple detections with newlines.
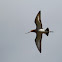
30, 29, 36, 32
25, 29, 36, 34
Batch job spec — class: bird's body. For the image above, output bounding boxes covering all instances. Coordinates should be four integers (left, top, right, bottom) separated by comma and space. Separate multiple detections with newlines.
38, 29, 47, 33
27, 11, 53, 53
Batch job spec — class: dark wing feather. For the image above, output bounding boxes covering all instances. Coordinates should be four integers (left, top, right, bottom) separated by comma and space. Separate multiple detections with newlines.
35, 33, 42, 53
35, 11, 42, 29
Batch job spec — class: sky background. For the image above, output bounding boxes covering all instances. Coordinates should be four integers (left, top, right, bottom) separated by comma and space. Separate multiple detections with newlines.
0, 0, 62, 62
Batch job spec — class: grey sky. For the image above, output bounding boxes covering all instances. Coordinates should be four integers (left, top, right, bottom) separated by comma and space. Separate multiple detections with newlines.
0, 0, 62, 62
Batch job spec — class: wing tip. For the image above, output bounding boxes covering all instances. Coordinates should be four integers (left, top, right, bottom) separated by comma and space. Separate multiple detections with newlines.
39, 50, 41, 53
39, 48, 41, 53
39, 11, 41, 14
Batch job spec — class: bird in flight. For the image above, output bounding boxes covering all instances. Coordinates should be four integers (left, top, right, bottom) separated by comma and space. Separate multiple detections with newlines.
26, 11, 53, 53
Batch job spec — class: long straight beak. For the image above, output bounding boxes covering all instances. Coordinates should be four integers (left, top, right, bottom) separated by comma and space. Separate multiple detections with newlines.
25, 32, 31, 34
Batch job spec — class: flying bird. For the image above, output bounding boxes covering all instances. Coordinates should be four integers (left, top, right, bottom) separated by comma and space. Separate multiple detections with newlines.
26, 11, 53, 53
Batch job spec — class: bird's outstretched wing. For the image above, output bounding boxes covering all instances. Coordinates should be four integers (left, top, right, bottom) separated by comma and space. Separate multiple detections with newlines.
35, 11, 42, 29
35, 33, 42, 53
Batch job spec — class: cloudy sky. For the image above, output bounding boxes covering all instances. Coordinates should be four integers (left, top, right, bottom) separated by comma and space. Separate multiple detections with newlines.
0, 0, 62, 62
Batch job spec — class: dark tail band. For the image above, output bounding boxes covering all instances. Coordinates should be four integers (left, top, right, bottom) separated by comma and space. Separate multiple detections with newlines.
45, 28, 49, 36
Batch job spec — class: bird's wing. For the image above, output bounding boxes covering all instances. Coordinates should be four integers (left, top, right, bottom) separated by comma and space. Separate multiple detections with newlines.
35, 11, 42, 29
35, 33, 42, 53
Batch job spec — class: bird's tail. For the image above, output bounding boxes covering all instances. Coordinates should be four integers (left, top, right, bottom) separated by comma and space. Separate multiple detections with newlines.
45, 28, 49, 36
